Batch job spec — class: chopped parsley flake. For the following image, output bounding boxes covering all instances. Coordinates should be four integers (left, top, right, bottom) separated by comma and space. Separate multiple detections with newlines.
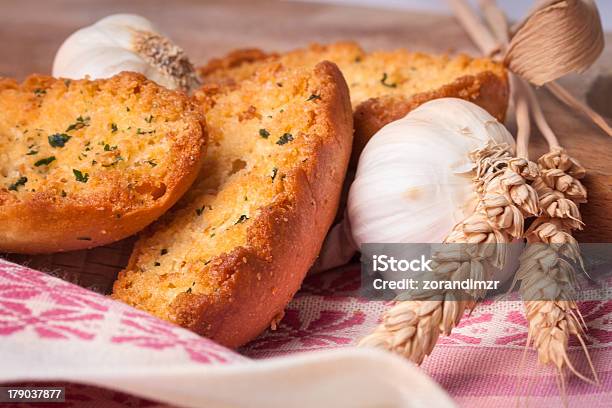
48, 133, 71, 147
111, 123, 118, 133
66, 116, 90, 132
161, 249, 168, 255
146, 160, 157, 167
186, 287, 192, 293
145, 115, 154, 123
259, 128, 270, 139
235, 214, 249, 224
104, 144, 117, 151
271, 167, 278, 181
33, 88, 46, 96
276, 133, 294, 145
8, 176, 27, 191
195, 205, 206, 216
307, 94, 321, 101
73, 169, 89, 183
154, 262, 161, 266
381, 72, 397, 88
35, 156, 56, 167
26, 149, 38, 155
137, 128, 155, 135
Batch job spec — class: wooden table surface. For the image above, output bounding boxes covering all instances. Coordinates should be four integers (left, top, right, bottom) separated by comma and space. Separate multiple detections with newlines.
1, 0, 611, 243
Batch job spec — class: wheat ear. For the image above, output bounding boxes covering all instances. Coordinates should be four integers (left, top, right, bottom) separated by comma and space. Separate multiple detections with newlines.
515, 149, 598, 385
472, 0, 599, 386
447, 0, 601, 388
359, 143, 539, 364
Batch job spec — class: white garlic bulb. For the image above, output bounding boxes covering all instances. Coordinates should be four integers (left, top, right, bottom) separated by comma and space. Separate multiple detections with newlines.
310, 98, 518, 275
52, 14, 199, 91
348, 98, 515, 246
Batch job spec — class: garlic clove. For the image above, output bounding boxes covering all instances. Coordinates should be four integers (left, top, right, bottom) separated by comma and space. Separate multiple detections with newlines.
53, 14, 199, 92
348, 98, 515, 246
505, 0, 604, 86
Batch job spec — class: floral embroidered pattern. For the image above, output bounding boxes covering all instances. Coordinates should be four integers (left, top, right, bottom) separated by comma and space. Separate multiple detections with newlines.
0, 259, 240, 364
111, 311, 246, 364
1, 258, 612, 404
0, 301, 102, 339
244, 308, 367, 356
0, 260, 109, 311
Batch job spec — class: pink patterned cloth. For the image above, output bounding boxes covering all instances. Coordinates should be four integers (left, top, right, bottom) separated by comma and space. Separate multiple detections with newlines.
0, 260, 242, 365
1, 258, 611, 407
243, 268, 612, 407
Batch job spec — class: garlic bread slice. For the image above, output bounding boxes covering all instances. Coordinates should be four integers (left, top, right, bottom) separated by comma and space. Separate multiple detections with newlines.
0, 72, 206, 253
113, 61, 353, 347
200, 42, 508, 163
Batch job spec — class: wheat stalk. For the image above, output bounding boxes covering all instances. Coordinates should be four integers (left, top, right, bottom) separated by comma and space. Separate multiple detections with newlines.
514, 149, 598, 385
359, 143, 539, 364
448, 0, 600, 386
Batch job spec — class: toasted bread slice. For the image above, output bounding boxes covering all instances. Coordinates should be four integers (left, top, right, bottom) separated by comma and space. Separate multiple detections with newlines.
200, 42, 508, 162
0, 72, 206, 254
112, 61, 353, 347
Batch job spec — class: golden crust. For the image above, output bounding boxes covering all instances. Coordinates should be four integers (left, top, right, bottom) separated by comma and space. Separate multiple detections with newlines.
0, 72, 206, 253
199, 41, 509, 164
113, 61, 353, 347
199, 48, 277, 84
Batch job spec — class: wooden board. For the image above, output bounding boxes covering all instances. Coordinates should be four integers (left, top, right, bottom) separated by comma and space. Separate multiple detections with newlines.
1, 0, 611, 290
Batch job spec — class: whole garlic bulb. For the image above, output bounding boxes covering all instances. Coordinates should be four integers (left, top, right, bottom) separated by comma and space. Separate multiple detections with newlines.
348, 98, 515, 246
52, 14, 199, 91
310, 98, 518, 275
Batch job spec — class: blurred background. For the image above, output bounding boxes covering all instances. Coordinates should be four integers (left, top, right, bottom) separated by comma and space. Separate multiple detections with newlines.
299, 0, 612, 28
1, 0, 609, 79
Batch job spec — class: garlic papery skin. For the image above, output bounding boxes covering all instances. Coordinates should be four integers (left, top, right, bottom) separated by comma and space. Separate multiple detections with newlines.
348, 98, 515, 246
52, 14, 199, 91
